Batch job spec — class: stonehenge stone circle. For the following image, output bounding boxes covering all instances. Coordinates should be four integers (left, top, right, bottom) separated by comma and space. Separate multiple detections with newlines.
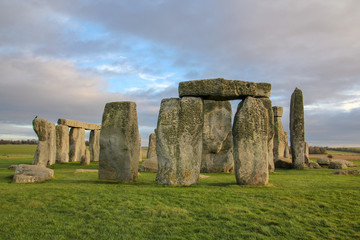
89, 129, 100, 162
201, 100, 233, 173
32, 118, 56, 167
56, 124, 69, 163
13, 164, 54, 183
99, 102, 140, 182
69, 127, 86, 162
290, 88, 305, 169
156, 97, 203, 185
233, 97, 270, 185
273, 106, 289, 164
179, 78, 271, 100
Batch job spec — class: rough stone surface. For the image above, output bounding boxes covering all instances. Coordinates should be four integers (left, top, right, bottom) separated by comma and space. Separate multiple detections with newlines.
32, 118, 56, 166
304, 142, 310, 164
332, 170, 360, 175
69, 127, 86, 162
156, 97, 203, 185
317, 158, 330, 165
275, 157, 293, 169
13, 164, 54, 183
273, 106, 288, 164
307, 161, 322, 169
147, 133, 157, 159
139, 156, 158, 172
56, 124, 69, 163
201, 100, 233, 173
290, 88, 305, 169
329, 159, 348, 169
89, 129, 100, 162
99, 102, 140, 182
179, 78, 271, 100
81, 149, 91, 166
261, 98, 275, 173
233, 97, 269, 185
283, 132, 290, 158
57, 118, 101, 130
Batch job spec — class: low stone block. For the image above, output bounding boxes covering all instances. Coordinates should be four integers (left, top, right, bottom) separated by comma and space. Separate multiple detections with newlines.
13, 164, 54, 183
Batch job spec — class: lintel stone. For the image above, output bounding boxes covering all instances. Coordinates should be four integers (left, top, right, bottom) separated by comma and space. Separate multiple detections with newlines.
57, 118, 101, 130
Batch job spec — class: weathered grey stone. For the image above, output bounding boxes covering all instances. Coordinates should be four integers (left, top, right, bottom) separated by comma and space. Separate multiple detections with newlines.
69, 127, 85, 162
344, 160, 356, 167
156, 97, 203, 185
179, 78, 271, 100
139, 156, 158, 172
275, 157, 293, 169
57, 118, 101, 130
273, 106, 287, 164
8, 165, 17, 170
304, 142, 310, 164
56, 124, 69, 163
290, 88, 305, 169
329, 159, 348, 169
261, 98, 275, 173
332, 169, 360, 175
201, 100, 233, 173
330, 159, 356, 168
146, 133, 157, 159
89, 129, 100, 162
13, 164, 54, 183
284, 132, 290, 158
99, 102, 140, 182
233, 97, 269, 185
308, 161, 322, 169
317, 158, 330, 165
32, 118, 56, 166
81, 149, 90, 166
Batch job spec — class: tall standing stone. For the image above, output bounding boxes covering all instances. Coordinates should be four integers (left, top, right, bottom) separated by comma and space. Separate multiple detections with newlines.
304, 142, 310, 164
273, 106, 288, 163
89, 129, 100, 162
261, 98, 275, 173
32, 118, 56, 166
290, 88, 305, 169
233, 97, 270, 185
156, 97, 203, 185
201, 100, 233, 173
69, 127, 85, 162
99, 102, 140, 182
56, 124, 69, 163
284, 132, 290, 158
147, 133, 157, 159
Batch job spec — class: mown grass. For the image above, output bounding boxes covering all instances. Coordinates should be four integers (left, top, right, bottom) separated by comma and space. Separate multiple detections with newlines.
0, 146, 359, 239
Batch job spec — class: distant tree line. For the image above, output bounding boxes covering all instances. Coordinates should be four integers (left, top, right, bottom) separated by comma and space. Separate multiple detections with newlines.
327, 147, 360, 154
309, 146, 327, 154
0, 139, 38, 145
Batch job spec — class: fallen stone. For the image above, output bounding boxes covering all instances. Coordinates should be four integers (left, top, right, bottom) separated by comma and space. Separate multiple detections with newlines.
317, 158, 330, 165
201, 100, 233, 173
307, 161, 322, 169
275, 157, 293, 169
290, 88, 305, 169
139, 156, 158, 172
13, 164, 54, 183
89, 129, 100, 162
332, 169, 360, 175
56, 124, 69, 163
57, 118, 101, 130
199, 174, 210, 179
233, 97, 270, 185
8, 165, 17, 170
74, 169, 98, 173
179, 78, 271, 100
99, 101, 140, 182
329, 159, 348, 169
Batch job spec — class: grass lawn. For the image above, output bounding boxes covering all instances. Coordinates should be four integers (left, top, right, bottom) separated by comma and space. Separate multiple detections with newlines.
0, 146, 359, 239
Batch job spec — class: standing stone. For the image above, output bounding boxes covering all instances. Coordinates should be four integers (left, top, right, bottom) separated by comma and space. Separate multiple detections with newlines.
201, 100, 233, 173
56, 124, 69, 163
81, 149, 91, 166
261, 98, 275, 173
284, 132, 290, 158
290, 88, 305, 169
273, 106, 287, 164
233, 97, 270, 185
89, 130, 100, 162
304, 142, 310, 164
147, 133, 157, 159
69, 127, 85, 162
32, 118, 56, 167
99, 102, 140, 182
156, 97, 203, 185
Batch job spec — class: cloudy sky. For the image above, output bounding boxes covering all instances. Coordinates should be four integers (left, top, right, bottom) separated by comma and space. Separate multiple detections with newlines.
1, 0, 359, 147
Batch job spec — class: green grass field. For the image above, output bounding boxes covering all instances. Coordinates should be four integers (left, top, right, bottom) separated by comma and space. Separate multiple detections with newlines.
0, 145, 359, 239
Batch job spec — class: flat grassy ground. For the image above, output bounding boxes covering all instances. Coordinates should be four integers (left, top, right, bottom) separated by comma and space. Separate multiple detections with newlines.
0, 145, 359, 240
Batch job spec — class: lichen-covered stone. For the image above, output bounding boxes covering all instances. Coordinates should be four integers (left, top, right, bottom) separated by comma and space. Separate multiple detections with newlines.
272, 106, 283, 117
147, 133, 157, 159
139, 156, 158, 172
261, 98, 275, 173
233, 97, 270, 185
317, 158, 330, 165
329, 159, 348, 169
69, 127, 85, 162
32, 118, 56, 166
56, 124, 69, 163
179, 78, 271, 100
201, 100, 233, 173
57, 118, 101, 130
13, 164, 54, 183
304, 142, 310, 164
81, 149, 90, 166
290, 88, 305, 169
156, 97, 203, 185
89, 129, 100, 162
99, 102, 140, 182
273, 106, 288, 164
